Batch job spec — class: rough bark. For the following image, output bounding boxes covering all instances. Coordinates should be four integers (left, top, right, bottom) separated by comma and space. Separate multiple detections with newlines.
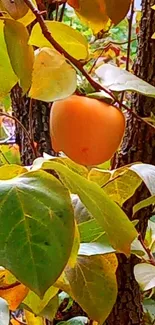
11, 85, 58, 165
105, 0, 155, 324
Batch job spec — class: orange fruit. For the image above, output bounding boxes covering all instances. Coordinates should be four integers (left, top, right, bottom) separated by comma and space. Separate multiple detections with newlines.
50, 95, 125, 166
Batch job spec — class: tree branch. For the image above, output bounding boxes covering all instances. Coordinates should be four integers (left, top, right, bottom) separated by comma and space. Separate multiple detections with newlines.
23, 0, 155, 130
0, 112, 38, 159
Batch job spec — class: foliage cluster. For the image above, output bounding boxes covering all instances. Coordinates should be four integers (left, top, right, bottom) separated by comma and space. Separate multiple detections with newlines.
0, 1, 155, 325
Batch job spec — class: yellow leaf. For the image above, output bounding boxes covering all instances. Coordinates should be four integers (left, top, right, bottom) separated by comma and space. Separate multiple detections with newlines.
25, 310, 44, 325
29, 21, 89, 60
23, 285, 58, 316
0, 0, 37, 26
0, 21, 18, 100
152, 5, 155, 10
105, 0, 131, 25
11, 319, 21, 325
73, 0, 111, 33
29, 47, 77, 102
152, 32, 155, 39
0, 0, 28, 20
4, 20, 34, 94
67, 221, 80, 268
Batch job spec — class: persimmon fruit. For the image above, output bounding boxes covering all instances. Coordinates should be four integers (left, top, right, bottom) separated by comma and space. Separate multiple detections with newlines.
50, 95, 125, 166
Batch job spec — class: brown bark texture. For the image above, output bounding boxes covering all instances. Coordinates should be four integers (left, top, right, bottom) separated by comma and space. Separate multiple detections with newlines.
105, 0, 155, 324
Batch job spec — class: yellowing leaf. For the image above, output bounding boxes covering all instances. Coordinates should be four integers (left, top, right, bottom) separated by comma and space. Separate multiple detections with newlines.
0, 0, 37, 26
65, 254, 118, 323
4, 20, 34, 94
88, 168, 112, 187
29, 47, 77, 102
68, 0, 131, 31
104, 169, 142, 206
105, 0, 131, 25
0, 144, 21, 165
0, 284, 28, 311
72, 0, 111, 33
11, 319, 21, 325
29, 21, 89, 60
0, 21, 18, 100
67, 222, 80, 268
23, 286, 58, 318
0, 0, 28, 20
0, 270, 28, 310
0, 165, 27, 180
25, 310, 44, 325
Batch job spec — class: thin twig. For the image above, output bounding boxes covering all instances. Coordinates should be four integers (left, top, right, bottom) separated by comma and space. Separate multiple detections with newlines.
55, 1, 59, 21
29, 98, 34, 144
59, 2, 66, 22
0, 112, 38, 159
93, 38, 136, 53
120, 0, 135, 105
23, 0, 155, 130
138, 234, 155, 266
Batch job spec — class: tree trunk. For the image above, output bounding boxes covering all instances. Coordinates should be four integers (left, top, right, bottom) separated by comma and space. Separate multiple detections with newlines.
106, 0, 155, 324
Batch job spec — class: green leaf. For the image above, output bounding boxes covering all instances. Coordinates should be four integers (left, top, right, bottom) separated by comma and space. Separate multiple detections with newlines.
39, 161, 137, 255
0, 94, 11, 111
79, 242, 115, 255
134, 263, 155, 291
0, 21, 18, 100
87, 91, 113, 104
96, 160, 111, 170
133, 195, 155, 216
0, 298, 9, 325
79, 219, 105, 242
33, 156, 88, 178
143, 298, 155, 322
0, 170, 74, 296
130, 164, 155, 195
23, 286, 58, 320
4, 20, 34, 94
0, 144, 21, 165
65, 254, 118, 323
145, 221, 155, 251
95, 64, 155, 98
29, 21, 89, 60
29, 48, 77, 102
